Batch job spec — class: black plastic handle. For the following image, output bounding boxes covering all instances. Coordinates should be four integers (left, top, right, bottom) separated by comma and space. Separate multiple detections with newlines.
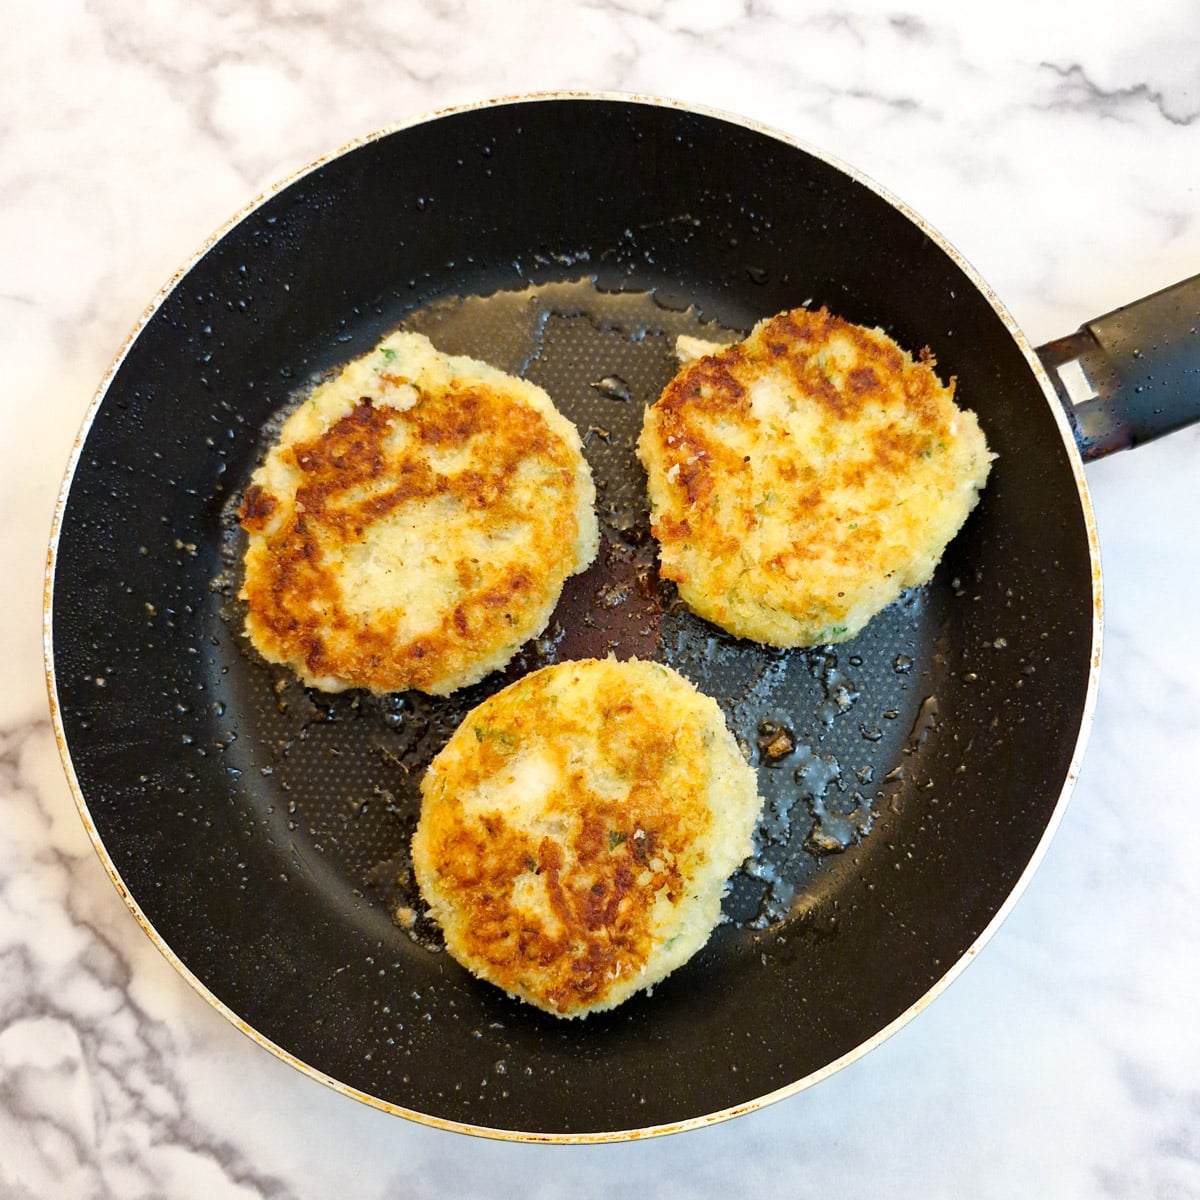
1036, 274, 1200, 461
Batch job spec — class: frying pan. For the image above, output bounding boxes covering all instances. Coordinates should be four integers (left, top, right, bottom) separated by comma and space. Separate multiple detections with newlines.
44, 95, 1200, 1141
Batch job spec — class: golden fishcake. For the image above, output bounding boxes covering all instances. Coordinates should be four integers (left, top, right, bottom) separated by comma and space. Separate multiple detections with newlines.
411, 658, 762, 1018
238, 331, 598, 695
637, 307, 994, 646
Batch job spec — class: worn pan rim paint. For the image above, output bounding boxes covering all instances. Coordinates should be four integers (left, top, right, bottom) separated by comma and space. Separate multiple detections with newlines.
43, 91, 1102, 1142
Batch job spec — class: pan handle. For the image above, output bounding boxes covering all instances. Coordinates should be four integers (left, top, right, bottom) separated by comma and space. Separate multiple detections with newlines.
1035, 274, 1200, 461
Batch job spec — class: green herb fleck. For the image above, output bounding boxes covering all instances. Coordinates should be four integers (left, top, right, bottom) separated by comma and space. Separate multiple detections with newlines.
473, 725, 515, 747
608, 830, 628, 850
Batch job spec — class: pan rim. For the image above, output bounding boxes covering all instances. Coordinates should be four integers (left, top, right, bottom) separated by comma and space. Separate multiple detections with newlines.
43, 89, 1103, 1143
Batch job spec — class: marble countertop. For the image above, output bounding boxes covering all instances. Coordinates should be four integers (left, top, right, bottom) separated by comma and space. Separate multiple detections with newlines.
6, 1, 1200, 1195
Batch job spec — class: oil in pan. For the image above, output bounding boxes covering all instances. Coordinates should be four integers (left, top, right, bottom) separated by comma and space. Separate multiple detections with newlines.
210, 277, 956, 954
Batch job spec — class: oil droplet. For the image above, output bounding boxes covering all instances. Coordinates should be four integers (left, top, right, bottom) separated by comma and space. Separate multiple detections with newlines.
893, 654, 913, 673
808, 649, 861, 728
590, 374, 633, 403
906, 695, 939, 751
794, 749, 841, 795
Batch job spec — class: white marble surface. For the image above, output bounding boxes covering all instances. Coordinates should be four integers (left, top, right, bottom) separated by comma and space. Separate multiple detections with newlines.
6, 0, 1200, 1194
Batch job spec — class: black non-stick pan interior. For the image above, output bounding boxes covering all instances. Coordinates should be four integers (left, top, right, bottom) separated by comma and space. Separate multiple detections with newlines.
49, 97, 1096, 1138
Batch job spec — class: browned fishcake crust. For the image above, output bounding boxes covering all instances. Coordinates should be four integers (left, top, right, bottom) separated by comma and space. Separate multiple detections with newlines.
411, 658, 761, 1017
238, 333, 597, 695
637, 307, 993, 646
